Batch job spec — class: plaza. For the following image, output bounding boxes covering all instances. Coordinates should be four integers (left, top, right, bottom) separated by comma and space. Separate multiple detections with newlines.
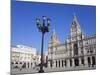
11, 15, 96, 74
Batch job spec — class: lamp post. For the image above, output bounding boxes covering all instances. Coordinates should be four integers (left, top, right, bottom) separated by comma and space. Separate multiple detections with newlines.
36, 16, 50, 73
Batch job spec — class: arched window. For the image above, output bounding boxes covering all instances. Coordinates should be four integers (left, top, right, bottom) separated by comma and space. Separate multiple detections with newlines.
31, 63, 33, 66
15, 62, 18, 64
81, 57, 84, 65
56, 60, 57, 67
88, 57, 91, 67
50, 60, 52, 68
28, 62, 29, 68
92, 56, 96, 66
20, 62, 22, 64
70, 59, 72, 67
22, 62, 26, 68
59, 60, 60, 67
65, 59, 67, 67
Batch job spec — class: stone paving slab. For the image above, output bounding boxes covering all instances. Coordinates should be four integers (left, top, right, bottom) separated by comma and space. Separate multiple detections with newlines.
11, 66, 96, 74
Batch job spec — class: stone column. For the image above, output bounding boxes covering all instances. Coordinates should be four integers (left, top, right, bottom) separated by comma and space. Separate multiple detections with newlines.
60, 59, 62, 68
79, 57, 82, 66
84, 56, 88, 67
18, 62, 20, 67
67, 59, 70, 67
48, 61, 51, 68
72, 58, 75, 67
53, 60, 56, 68
30, 63, 31, 68
58, 60, 60, 68
32, 62, 34, 68
26, 62, 28, 69
30, 62, 32, 68
90, 56, 93, 67
63, 59, 65, 68
78, 48, 81, 56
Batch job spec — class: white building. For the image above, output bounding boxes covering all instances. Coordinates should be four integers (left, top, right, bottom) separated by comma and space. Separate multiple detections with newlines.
11, 45, 38, 69
47, 15, 96, 71
43, 51, 48, 65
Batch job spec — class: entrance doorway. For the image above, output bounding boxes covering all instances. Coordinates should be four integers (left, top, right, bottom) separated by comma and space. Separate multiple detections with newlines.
74, 58, 79, 66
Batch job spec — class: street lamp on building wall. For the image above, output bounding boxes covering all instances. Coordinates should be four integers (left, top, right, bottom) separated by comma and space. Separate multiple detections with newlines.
36, 16, 50, 73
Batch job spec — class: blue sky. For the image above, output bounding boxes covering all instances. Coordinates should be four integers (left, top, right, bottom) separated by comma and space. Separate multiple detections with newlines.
11, 1, 96, 52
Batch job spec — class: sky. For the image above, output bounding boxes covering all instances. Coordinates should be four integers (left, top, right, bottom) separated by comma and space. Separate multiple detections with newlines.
11, 1, 96, 52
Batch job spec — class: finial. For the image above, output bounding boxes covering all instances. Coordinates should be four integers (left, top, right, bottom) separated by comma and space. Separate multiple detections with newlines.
53, 29, 56, 33
73, 12, 76, 16
73, 12, 77, 21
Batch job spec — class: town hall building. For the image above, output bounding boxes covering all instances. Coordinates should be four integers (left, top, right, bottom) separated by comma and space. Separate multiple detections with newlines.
47, 15, 96, 71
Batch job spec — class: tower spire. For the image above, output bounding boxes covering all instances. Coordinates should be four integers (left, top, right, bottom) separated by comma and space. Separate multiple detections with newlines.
73, 13, 77, 22
70, 14, 82, 36
51, 29, 57, 40
49, 29, 60, 44
73, 12, 76, 18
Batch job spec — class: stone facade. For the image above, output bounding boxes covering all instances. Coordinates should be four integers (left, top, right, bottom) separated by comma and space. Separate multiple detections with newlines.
47, 15, 96, 71
11, 45, 38, 69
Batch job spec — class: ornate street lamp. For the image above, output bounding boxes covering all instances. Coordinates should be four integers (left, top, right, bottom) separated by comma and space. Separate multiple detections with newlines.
36, 16, 50, 73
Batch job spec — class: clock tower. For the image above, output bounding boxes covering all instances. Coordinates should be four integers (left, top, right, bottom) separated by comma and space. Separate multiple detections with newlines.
70, 14, 81, 38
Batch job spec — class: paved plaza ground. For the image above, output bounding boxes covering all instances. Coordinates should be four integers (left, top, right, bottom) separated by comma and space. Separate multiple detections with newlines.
11, 65, 96, 74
